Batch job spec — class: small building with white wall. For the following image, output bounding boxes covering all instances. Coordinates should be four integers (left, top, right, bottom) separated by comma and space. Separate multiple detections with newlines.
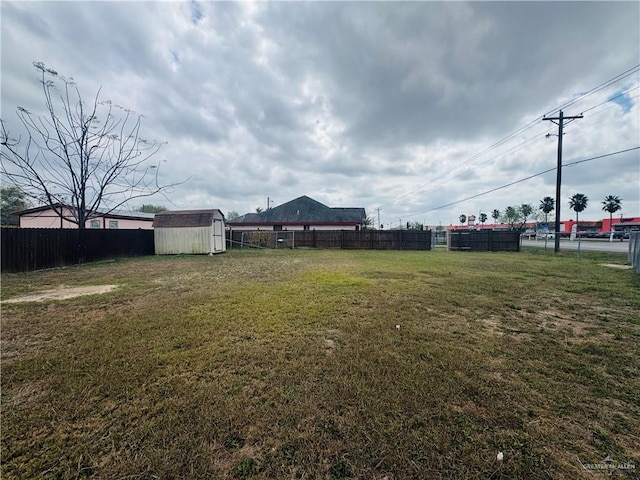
17, 204, 155, 229
153, 209, 226, 255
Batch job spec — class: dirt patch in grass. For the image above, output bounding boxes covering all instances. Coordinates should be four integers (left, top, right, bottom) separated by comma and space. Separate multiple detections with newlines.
536, 307, 616, 344
600, 263, 633, 270
1, 285, 118, 303
320, 328, 342, 355
478, 315, 504, 336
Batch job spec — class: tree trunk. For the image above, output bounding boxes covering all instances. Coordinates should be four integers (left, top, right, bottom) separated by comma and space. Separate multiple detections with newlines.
609, 212, 614, 242
577, 212, 581, 256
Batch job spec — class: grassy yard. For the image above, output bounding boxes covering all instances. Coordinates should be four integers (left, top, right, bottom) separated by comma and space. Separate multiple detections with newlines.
1, 249, 639, 479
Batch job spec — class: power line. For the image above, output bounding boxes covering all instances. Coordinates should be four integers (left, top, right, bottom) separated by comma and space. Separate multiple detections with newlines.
542, 64, 640, 117
402, 146, 640, 217
564, 146, 639, 168
421, 102, 638, 215
423, 95, 636, 186
437, 125, 554, 180
569, 100, 639, 131
375, 116, 546, 209
377, 65, 640, 211
580, 84, 640, 115
399, 102, 632, 196
401, 98, 637, 188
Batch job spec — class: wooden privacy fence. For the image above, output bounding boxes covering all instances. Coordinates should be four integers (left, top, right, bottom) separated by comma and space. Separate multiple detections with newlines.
1, 228, 154, 273
227, 230, 432, 250
448, 230, 521, 252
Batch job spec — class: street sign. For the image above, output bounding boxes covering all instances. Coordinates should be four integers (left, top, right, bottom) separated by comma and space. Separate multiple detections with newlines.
570, 224, 577, 241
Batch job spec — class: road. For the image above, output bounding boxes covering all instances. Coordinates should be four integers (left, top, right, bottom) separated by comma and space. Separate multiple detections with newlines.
521, 239, 629, 253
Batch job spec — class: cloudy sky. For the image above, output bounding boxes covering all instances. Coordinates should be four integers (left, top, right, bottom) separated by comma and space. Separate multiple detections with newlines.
2, 1, 639, 227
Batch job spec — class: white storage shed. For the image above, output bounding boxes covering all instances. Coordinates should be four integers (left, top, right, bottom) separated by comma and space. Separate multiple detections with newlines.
153, 210, 226, 254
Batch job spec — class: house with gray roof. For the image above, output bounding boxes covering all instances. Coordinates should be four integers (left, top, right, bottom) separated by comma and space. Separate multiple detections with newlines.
227, 196, 366, 231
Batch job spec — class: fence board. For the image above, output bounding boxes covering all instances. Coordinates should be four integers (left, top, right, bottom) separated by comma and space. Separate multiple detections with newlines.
227, 230, 431, 251
1, 228, 154, 273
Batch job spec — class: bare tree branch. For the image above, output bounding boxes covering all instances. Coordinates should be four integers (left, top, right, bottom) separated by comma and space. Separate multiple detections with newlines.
1, 62, 182, 228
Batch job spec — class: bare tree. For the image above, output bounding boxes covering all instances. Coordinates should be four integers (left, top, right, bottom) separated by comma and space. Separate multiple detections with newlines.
1, 62, 177, 229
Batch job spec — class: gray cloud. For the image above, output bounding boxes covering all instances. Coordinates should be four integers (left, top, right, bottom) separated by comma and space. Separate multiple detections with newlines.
1, 1, 638, 225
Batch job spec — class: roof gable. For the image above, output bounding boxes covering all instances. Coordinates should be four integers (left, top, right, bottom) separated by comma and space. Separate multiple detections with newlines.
227, 196, 365, 225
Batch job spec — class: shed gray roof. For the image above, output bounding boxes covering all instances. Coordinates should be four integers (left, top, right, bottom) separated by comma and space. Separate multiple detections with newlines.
153, 209, 224, 228
227, 196, 365, 225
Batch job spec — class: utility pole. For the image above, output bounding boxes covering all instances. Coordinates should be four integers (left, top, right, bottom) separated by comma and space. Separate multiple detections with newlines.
543, 110, 583, 253
376, 208, 381, 230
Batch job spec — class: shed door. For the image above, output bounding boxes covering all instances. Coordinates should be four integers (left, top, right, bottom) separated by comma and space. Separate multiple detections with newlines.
212, 219, 224, 252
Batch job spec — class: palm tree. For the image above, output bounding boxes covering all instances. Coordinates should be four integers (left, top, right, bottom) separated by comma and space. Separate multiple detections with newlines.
539, 196, 555, 250
569, 193, 588, 255
492, 209, 500, 226
601, 195, 622, 242
539, 197, 555, 223
480, 212, 488, 226
459, 214, 467, 226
